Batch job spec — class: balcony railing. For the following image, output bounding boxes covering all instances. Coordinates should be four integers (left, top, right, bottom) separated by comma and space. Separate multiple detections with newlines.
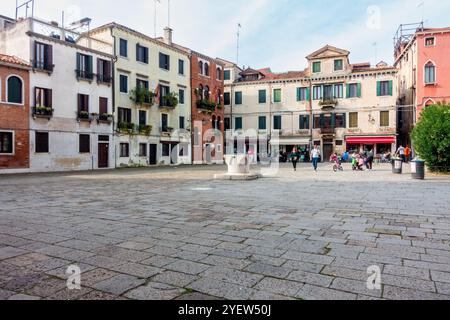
77, 111, 92, 121
320, 127, 336, 135
98, 113, 114, 123
196, 99, 217, 112
75, 70, 95, 81
33, 60, 53, 73
33, 106, 53, 118
97, 74, 112, 84
159, 93, 179, 109
319, 99, 338, 110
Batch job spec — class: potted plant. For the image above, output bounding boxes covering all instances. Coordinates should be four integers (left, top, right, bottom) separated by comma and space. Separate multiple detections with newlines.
78, 110, 90, 120
161, 92, 179, 108
130, 87, 155, 105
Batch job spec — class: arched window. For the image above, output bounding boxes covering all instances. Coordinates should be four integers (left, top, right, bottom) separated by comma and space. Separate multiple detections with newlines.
7, 76, 23, 104
198, 84, 204, 100
217, 89, 222, 105
216, 67, 222, 80
425, 61, 436, 84
212, 115, 217, 129
198, 61, 203, 75
217, 116, 222, 131
204, 63, 209, 76
205, 86, 210, 100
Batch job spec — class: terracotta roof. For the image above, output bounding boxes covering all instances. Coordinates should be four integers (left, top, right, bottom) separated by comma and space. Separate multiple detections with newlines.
420, 27, 450, 33
0, 54, 30, 67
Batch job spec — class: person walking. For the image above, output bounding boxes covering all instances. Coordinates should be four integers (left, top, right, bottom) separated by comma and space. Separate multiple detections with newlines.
405, 145, 411, 163
310, 145, 321, 172
365, 149, 374, 170
396, 145, 406, 162
290, 147, 300, 171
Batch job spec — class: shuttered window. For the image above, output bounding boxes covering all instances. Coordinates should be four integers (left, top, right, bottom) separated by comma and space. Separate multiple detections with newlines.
35, 87, 52, 107
120, 143, 129, 157
297, 87, 309, 101
273, 89, 282, 103
119, 75, 128, 93
34, 41, 53, 71
347, 83, 361, 98
35, 132, 49, 153
179, 116, 185, 129
273, 115, 282, 130
380, 111, 390, 127
139, 110, 147, 126
178, 59, 184, 75
179, 89, 185, 104
224, 70, 231, 80
224, 92, 231, 105
258, 90, 266, 104
139, 143, 147, 157
7, 76, 23, 104
299, 115, 310, 129
425, 63, 436, 84
349, 112, 358, 128
235, 117, 243, 130
97, 59, 111, 83
334, 59, 343, 71
77, 94, 89, 113
76, 53, 93, 79
258, 116, 266, 130
313, 86, 322, 100
334, 84, 344, 98
235, 92, 242, 105
312, 61, 321, 73
99, 97, 108, 115
118, 108, 132, 123
79, 134, 90, 153
377, 81, 393, 96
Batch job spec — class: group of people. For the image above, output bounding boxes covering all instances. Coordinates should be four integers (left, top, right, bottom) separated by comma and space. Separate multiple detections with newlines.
350, 151, 374, 171
396, 145, 412, 163
290, 146, 321, 172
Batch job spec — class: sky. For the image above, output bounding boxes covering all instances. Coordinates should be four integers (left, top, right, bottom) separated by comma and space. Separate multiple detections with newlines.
4, 0, 450, 72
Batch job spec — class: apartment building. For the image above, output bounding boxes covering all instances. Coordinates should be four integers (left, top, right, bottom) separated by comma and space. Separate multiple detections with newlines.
0, 17, 115, 172
89, 24, 191, 167
224, 45, 398, 161
394, 24, 450, 146
0, 54, 31, 172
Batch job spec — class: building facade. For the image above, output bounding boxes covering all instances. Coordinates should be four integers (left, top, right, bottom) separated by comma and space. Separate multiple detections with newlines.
394, 25, 450, 145
90, 24, 191, 167
0, 54, 30, 172
224, 45, 398, 161
0, 18, 115, 172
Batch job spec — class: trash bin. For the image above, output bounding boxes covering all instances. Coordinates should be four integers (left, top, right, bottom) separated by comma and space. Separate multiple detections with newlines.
392, 158, 403, 174
411, 160, 425, 180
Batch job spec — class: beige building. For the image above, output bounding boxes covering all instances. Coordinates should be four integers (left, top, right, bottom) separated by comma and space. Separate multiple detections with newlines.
224, 45, 398, 161
89, 23, 191, 167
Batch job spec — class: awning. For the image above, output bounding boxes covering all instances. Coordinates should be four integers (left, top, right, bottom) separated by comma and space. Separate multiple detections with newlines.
271, 138, 310, 146
346, 136, 396, 145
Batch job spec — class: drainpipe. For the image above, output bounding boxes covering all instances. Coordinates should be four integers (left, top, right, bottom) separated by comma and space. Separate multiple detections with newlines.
189, 53, 194, 165
110, 26, 118, 169
309, 79, 313, 151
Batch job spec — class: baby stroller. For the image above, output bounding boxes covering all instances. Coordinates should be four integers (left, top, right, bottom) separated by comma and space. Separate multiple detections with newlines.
352, 155, 364, 171
331, 154, 344, 172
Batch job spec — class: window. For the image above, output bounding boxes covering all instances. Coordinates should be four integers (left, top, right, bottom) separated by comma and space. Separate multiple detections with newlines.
0, 132, 13, 154
204, 86, 210, 100
299, 115, 310, 130
204, 63, 209, 76
99, 135, 109, 142
119, 75, 128, 93
77, 94, 89, 113
258, 90, 267, 104
334, 59, 343, 71
224, 92, 231, 105
335, 114, 345, 128
216, 67, 222, 80
7, 76, 23, 104
198, 61, 203, 75
139, 110, 147, 126
313, 115, 321, 129
224, 118, 230, 130
35, 132, 49, 153
178, 59, 184, 75
235, 91, 242, 105
336, 140, 343, 146
297, 87, 309, 101
159, 85, 170, 106
34, 42, 53, 71
273, 115, 282, 130
120, 143, 129, 157
313, 86, 322, 100
79, 134, 90, 153
377, 81, 393, 96
162, 144, 170, 157
161, 113, 169, 132
380, 111, 390, 127
224, 70, 231, 81
235, 117, 242, 130
258, 116, 266, 130
425, 62, 436, 84
425, 37, 435, 46
179, 116, 185, 129
139, 143, 147, 157
119, 38, 128, 57
273, 89, 282, 103
97, 59, 112, 83
136, 44, 149, 64
136, 78, 149, 90
35, 87, 52, 108
323, 85, 333, 100
216, 90, 222, 105
159, 52, 170, 70
347, 83, 361, 98
312, 61, 321, 73
179, 89, 185, 104
118, 107, 132, 123
76, 53, 93, 80
334, 84, 343, 99
99, 97, 108, 115
349, 112, 358, 128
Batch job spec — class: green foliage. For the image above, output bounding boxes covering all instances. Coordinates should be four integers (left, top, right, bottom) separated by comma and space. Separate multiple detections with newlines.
412, 103, 450, 172
130, 87, 155, 105
161, 92, 179, 108
196, 99, 217, 112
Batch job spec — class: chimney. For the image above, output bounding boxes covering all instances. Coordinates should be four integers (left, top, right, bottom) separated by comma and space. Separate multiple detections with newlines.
163, 27, 173, 45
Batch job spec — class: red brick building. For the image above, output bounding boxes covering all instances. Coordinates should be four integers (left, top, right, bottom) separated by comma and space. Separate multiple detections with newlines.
190, 53, 225, 164
0, 54, 30, 170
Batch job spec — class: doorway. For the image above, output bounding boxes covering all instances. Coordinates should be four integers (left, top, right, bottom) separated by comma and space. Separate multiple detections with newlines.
171, 144, 178, 165
323, 143, 333, 162
149, 144, 157, 165
98, 143, 109, 168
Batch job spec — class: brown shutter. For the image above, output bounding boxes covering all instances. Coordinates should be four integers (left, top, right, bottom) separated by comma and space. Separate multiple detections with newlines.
85, 95, 89, 112
97, 58, 101, 80
34, 87, 38, 107
99, 97, 108, 114
46, 89, 52, 108
45, 44, 53, 71
106, 60, 111, 79
33, 42, 38, 68
77, 94, 81, 113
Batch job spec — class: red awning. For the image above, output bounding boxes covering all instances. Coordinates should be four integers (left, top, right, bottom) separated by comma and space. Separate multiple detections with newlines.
346, 136, 396, 145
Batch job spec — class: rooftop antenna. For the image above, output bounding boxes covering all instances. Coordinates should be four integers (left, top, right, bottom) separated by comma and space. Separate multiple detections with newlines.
15, 0, 35, 20
237, 23, 242, 66
167, 0, 171, 28
154, 0, 160, 38
417, 1, 425, 24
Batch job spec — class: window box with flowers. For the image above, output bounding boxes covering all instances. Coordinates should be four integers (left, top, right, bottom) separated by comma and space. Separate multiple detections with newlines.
138, 125, 152, 136
160, 92, 179, 109
98, 113, 114, 123
196, 99, 217, 113
117, 122, 136, 135
78, 111, 92, 122
33, 106, 54, 119
130, 87, 155, 106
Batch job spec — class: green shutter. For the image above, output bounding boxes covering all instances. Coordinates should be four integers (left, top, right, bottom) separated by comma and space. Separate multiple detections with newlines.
346, 84, 350, 98
306, 88, 310, 101
76, 53, 80, 71
88, 55, 93, 74
376, 81, 381, 96
388, 80, 393, 96
357, 83, 362, 98
296, 88, 301, 101
331, 114, 336, 127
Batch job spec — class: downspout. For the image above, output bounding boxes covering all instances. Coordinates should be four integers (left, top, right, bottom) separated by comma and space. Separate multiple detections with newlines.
110, 27, 118, 169
309, 79, 313, 150
189, 53, 194, 165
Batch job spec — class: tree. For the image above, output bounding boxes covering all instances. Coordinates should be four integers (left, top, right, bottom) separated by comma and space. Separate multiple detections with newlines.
412, 103, 450, 172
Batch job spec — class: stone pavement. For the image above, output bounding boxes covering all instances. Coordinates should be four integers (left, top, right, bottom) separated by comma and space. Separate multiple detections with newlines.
0, 163, 449, 300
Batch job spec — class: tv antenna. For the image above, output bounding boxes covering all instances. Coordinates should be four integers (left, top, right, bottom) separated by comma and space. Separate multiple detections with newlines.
237, 23, 242, 66
153, 0, 161, 38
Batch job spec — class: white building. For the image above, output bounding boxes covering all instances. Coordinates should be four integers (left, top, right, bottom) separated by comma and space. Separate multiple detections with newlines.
89, 23, 191, 167
224, 45, 398, 161
0, 17, 115, 172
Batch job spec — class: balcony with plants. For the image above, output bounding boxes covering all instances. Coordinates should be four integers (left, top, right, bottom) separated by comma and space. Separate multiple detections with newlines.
98, 113, 114, 123
77, 110, 92, 122
33, 106, 54, 119
130, 87, 155, 106
138, 125, 153, 136
117, 122, 136, 135
196, 99, 217, 113
159, 92, 179, 109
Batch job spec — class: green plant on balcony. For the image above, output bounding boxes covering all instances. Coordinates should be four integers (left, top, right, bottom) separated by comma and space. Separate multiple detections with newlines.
90, 112, 99, 120
130, 87, 155, 105
196, 99, 217, 112
99, 113, 113, 122
35, 106, 54, 116
78, 110, 90, 120
138, 125, 152, 136
117, 122, 136, 134
161, 92, 179, 108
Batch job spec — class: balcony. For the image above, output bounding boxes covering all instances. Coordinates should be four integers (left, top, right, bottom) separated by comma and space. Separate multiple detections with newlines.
159, 93, 179, 109
138, 125, 152, 136
77, 111, 92, 122
98, 113, 114, 124
97, 74, 112, 85
32, 61, 54, 73
33, 106, 53, 119
320, 127, 336, 135
75, 70, 95, 82
117, 122, 136, 135
318, 99, 338, 110
196, 99, 217, 113
130, 87, 155, 106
